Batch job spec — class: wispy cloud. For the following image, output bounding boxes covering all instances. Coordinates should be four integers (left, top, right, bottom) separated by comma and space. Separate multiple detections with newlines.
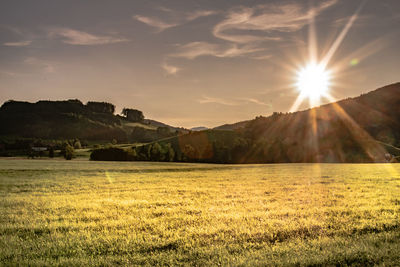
240, 98, 271, 107
3, 40, 31, 47
162, 62, 180, 75
199, 96, 271, 107
213, 0, 337, 43
170, 41, 265, 59
48, 27, 128, 45
165, 0, 335, 67
0, 70, 24, 77
134, 9, 217, 32
186, 10, 217, 21
24, 57, 55, 73
199, 96, 239, 106
251, 54, 272, 60
134, 15, 178, 32
165, 41, 270, 79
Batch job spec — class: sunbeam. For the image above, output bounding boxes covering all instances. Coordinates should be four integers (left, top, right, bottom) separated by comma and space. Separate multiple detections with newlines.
321, 1, 366, 68
308, 9, 318, 63
325, 94, 387, 162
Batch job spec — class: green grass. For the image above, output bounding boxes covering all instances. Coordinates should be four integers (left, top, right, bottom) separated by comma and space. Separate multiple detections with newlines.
1, 159, 400, 266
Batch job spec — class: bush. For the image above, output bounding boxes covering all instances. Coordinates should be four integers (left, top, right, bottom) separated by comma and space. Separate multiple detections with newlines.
64, 144, 74, 160
73, 139, 82, 149
49, 147, 54, 158
90, 147, 129, 161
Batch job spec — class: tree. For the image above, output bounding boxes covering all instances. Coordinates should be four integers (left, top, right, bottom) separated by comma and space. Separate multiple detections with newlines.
73, 139, 82, 149
64, 144, 74, 160
146, 144, 152, 159
212, 141, 231, 163
126, 148, 137, 161
86, 101, 115, 114
165, 143, 175, 162
182, 144, 196, 160
121, 108, 144, 122
134, 146, 148, 161
151, 142, 162, 161
90, 147, 128, 161
49, 147, 54, 158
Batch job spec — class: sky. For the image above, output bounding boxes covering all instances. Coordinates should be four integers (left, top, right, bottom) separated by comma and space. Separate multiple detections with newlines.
0, 0, 399, 128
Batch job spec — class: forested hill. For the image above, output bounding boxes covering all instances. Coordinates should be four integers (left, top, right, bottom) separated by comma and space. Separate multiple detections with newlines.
238, 82, 400, 163
0, 99, 187, 143
92, 82, 400, 163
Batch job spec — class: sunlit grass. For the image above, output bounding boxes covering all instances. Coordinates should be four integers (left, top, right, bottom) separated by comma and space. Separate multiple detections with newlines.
1, 159, 400, 265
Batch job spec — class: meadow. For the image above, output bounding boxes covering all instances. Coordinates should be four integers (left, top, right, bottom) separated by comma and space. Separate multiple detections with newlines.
1, 159, 400, 266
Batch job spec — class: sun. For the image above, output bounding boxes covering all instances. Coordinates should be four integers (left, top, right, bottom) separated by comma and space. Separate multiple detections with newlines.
296, 62, 331, 101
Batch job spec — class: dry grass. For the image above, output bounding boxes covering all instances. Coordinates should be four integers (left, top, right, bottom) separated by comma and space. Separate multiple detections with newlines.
1, 159, 400, 266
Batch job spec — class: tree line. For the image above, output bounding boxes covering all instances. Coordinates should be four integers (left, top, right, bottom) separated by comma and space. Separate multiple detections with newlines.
90, 133, 255, 163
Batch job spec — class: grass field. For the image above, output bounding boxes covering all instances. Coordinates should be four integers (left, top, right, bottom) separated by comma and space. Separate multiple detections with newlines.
1, 159, 400, 266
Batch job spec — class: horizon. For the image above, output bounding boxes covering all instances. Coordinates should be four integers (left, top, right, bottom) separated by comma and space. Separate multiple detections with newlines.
2, 80, 399, 129
1, 0, 400, 128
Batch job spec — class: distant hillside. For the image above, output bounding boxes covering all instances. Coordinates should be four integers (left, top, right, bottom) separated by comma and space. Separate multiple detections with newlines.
92, 82, 400, 163
237, 82, 400, 163
191, 126, 209, 131
246, 82, 400, 162
144, 119, 186, 132
214, 120, 250, 131
0, 99, 186, 144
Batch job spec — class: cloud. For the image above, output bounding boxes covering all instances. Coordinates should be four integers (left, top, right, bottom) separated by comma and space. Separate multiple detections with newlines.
166, 42, 270, 73
171, 42, 220, 59
186, 10, 217, 21
213, 0, 337, 43
3, 40, 31, 47
170, 41, 265, 59
24, 57, 55, 73
199, 96, 271, 107
160, 1, 335, 69
134, 15, 178, 32
48, 28, 128, 45
134, 9, 216, 32
162, 62, 180, 75
240, 98, 271, 107
251, 54, 272, 60
199, 96, 239, 106
0, 70, 22, 76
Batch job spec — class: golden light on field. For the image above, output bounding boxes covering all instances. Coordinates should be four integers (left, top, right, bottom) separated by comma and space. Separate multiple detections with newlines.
296, 62, 331, 104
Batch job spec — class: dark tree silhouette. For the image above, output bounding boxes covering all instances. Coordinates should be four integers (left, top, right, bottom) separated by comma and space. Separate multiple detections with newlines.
49, 147, 54, 158
121, 108, 144, 122
64, 144, 74, 160
86, 101, 115, 114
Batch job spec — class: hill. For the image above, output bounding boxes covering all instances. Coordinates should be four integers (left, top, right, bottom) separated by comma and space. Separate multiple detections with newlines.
0, 99, 186, 145
213, 120, 250, 131
144, 119, 186, 132
92, 82, 400, 163
191, 126, 209, 131
239, 82, 400, 163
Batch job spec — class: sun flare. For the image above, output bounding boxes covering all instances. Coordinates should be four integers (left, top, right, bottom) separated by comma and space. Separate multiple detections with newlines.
296, 63, 331, 101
